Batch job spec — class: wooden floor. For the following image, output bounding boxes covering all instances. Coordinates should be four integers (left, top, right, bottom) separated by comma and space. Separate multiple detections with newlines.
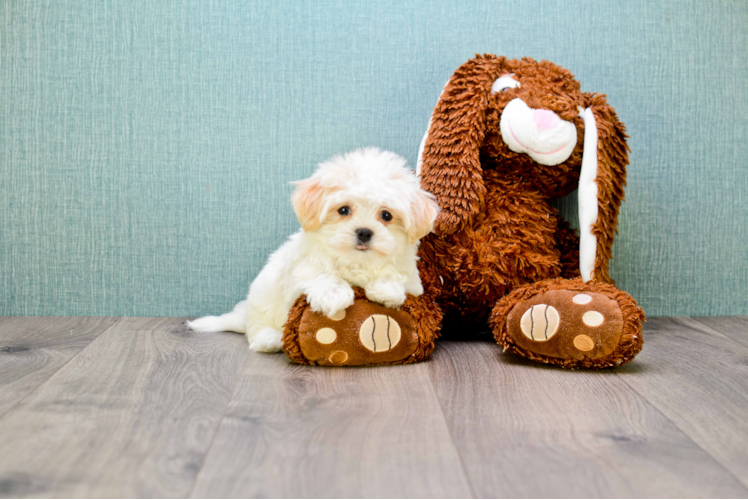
1, 317, 747, 498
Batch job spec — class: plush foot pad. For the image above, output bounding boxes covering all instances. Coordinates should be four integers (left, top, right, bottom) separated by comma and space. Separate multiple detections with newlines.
491, 279, 645, 369
507, 289, 624, 361
295, 299, 419, 366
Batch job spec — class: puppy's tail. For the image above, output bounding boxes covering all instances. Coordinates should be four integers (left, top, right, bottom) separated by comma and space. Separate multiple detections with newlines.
187, 300, 247, 334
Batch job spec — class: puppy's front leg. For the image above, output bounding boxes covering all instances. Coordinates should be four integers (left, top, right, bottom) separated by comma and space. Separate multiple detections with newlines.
304, 275, 355, 319
364, 280, 407, 309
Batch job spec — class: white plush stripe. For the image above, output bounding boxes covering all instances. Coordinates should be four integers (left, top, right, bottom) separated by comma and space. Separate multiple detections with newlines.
416, 123, 430, 177
578, 107, 599, 282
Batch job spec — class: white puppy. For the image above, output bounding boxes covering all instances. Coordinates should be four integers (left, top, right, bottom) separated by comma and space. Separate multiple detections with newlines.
188, 148, 439, 353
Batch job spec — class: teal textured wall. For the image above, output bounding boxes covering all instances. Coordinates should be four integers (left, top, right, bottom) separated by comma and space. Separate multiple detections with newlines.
1, 0, 746, 317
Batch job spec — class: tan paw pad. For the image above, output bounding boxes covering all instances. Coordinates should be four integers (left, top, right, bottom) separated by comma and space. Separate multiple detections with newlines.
519, 304, 560, 341
582, 311, 604, 327
359, 314, 401, 352
329, 309, 346, 321
573, 293, 592, 305
573, 334, 595, 352
328, 350, 349, 364
315, 327, 337, 344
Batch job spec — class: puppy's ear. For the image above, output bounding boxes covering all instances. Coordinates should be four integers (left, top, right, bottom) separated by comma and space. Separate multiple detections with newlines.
407, 189, 440, 244
578, 92, 630, 284
419, 54, 506, 235
291, 177, 327, 232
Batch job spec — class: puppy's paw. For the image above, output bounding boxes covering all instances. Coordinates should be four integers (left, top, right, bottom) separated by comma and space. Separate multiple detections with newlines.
307, 284, 355, 319
365, 281, 407, 308
249, 328, 284, 353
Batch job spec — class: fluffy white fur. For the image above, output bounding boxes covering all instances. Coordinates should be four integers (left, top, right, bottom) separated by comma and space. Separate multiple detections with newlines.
188, 148, 439, 353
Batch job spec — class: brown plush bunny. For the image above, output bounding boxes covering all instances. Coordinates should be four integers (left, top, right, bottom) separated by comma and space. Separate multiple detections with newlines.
416, 54, 644, 368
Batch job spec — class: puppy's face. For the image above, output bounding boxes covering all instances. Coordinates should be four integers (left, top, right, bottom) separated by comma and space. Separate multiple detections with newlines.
320, 196, 404, 258
292, 149, 438, 262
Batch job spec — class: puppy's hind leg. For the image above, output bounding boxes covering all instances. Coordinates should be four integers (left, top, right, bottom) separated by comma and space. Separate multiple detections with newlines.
187, 300, 248, 333
248, 327, 284, 353
245, 298, 288, 353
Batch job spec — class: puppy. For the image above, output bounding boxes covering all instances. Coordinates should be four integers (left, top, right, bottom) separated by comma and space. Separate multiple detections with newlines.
188, 148, 439, 353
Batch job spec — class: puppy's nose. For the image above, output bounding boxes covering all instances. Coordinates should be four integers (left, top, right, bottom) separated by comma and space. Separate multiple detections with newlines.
355, 228, 373, 243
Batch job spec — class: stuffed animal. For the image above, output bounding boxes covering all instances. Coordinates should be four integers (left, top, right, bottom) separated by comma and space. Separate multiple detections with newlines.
283, 54, 644, 368
415, 54, 644, 368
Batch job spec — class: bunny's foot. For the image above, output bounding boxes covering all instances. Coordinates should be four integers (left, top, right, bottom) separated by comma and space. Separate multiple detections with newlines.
491, 278, 644, 369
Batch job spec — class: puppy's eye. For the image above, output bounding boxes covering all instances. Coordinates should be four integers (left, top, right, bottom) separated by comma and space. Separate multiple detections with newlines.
381, 210, 393, 222
338, 206, 351, 216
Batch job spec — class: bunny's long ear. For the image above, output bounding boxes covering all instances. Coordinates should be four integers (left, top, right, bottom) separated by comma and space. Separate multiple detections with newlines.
578, 93, 630, 283
419, 55, 506, 235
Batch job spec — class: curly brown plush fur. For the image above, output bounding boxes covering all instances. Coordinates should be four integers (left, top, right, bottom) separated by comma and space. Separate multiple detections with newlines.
417, 54, 644, 368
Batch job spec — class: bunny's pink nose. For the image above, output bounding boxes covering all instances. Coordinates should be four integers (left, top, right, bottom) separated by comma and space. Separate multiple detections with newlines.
533, 109, 561, 132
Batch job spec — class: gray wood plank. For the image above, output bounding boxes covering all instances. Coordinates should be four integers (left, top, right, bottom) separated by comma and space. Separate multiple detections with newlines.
428, 339, 748, 498
0, 317, 248, 498
691, 316, 748, 348
615, 316, 748, 490
190, 352, 473, 498
0, 316, 116, 418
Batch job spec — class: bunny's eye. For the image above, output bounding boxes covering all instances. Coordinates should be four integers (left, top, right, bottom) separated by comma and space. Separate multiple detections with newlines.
492, 74, 520, 94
